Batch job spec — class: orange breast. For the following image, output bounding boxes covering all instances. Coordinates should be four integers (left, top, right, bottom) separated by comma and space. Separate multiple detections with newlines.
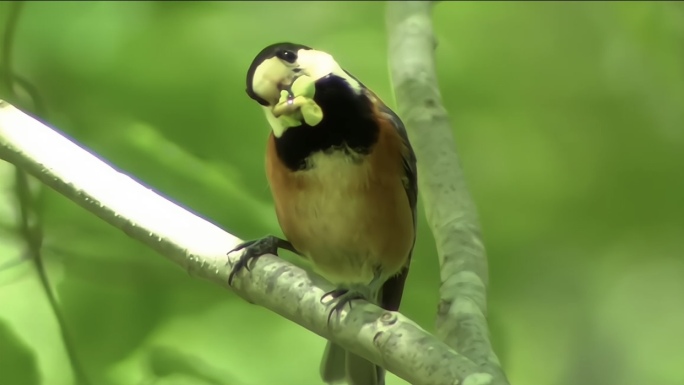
265, 126, 414, 286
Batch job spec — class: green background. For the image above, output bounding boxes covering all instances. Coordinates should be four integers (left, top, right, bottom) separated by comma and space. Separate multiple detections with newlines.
1, 1, 683, 385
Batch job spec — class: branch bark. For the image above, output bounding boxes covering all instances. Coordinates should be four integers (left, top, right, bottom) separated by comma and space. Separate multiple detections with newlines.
387, 2, 510, 383
0, 101, 493, 385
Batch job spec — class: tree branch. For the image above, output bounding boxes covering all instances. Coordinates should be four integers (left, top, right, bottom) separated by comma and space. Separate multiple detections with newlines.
387, 2, 510, 383
0, 100, 492, 385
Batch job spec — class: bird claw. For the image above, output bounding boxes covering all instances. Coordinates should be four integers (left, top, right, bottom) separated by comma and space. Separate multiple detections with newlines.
322, 288, 367, 325
227, 236, 281, 286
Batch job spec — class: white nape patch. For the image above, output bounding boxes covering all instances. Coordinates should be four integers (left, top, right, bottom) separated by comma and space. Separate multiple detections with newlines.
297, 49, 362, 94
252, 57, 296, 105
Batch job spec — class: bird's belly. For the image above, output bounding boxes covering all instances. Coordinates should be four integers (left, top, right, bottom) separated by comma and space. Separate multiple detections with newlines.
273, 150, 413, 286
294, 184, 377, 285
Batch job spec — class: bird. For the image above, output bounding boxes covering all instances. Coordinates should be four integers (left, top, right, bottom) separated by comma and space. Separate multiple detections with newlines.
228, 42, 418, 385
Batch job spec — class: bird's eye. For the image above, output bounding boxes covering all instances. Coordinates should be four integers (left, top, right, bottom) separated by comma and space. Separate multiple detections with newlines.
276, 49, 297, 64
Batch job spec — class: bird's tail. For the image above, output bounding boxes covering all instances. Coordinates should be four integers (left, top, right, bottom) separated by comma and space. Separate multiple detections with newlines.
320, 341, 384, 385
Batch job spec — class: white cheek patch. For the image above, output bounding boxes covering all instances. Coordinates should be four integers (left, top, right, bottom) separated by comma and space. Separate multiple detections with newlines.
297, 49, 361, 94
252, 57, 293, 104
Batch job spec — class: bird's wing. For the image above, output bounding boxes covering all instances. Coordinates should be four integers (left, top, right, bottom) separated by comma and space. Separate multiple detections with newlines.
372, 94, 418, 312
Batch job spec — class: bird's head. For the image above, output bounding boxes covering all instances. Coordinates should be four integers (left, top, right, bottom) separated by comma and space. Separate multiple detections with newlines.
245, 42, 365, 137
246, 42, 362, 105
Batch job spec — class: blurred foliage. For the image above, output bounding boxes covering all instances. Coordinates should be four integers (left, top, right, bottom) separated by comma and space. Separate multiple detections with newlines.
0, 1, 683, 385
0, 317, 39, 385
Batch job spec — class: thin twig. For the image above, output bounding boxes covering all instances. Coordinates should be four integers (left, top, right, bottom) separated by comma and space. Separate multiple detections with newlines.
2, 2, 91, 384
1, 1, 22, 90
14, 171, 91, 385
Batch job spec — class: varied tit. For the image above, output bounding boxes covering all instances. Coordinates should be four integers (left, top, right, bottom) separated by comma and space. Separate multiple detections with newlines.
229, 42, 418, 385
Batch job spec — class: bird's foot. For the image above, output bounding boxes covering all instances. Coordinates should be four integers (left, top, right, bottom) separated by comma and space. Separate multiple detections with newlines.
227, 235, 296, 285
321, 287, 371, 325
